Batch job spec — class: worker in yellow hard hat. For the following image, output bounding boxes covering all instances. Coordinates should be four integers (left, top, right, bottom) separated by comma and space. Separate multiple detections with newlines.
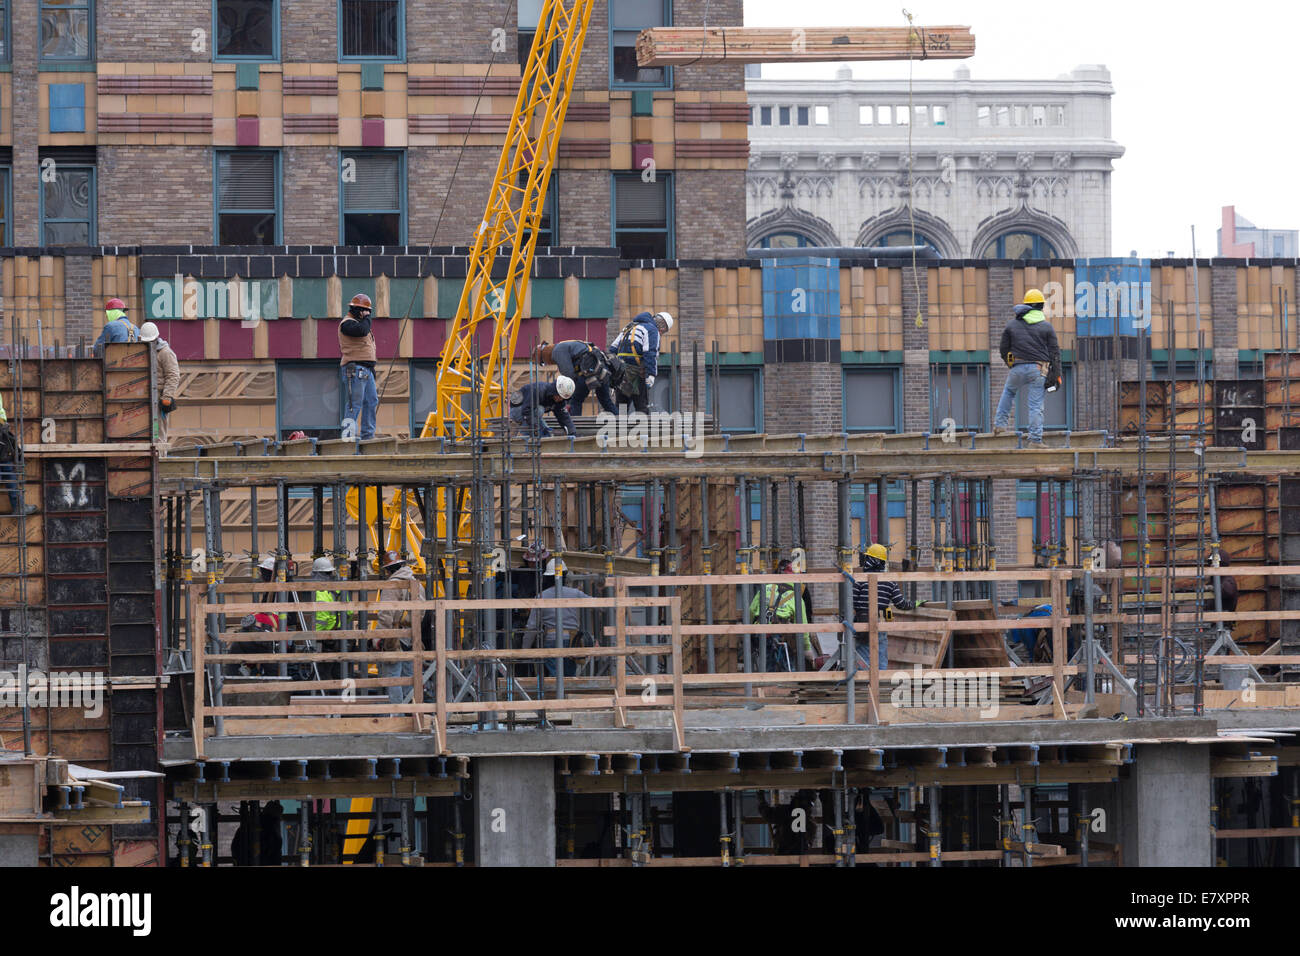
851, 543, 925, 668
993, 289, 1061, 446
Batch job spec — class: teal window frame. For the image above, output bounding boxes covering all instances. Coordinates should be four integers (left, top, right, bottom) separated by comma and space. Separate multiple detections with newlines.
843, 366, 901, 433
39, 161, 95, 246
338, 0, 405, 63
214, 148, 282, 245
276, 360, 346, 440
706, 366, 763, 434
213, 0, 281, 62
984, 231, 1058, 260
340, 148, 407, 245
875, 229, 938, 252
609, 0, 671, 90
0, 1, 11, 65
39, 0, 94, 67
757, 232, 813, 249
611, 172, 674, 260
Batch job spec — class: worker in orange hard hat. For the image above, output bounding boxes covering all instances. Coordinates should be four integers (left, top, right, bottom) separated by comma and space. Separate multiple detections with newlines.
339, 292, 378, 440
93, 297, 140, 354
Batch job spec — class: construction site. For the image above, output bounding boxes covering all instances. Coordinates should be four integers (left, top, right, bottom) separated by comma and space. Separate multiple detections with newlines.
0, 1, 1298, 872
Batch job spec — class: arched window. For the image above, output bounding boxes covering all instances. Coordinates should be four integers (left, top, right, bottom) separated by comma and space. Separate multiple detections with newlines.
758, 232, 814, 249
874, 229, 939, 253
984, 231, 1057, 260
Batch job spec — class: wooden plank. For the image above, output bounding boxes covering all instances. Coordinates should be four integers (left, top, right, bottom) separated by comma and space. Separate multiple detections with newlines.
636, 25, 975, 66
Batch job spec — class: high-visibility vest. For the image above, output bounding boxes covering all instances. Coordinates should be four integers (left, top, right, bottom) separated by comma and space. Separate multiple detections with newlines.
313, 589, 339, 631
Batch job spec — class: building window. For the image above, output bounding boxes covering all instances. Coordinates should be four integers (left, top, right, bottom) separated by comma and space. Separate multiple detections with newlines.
913, 105, 929, 126
778, 106, 791, 126
876, 105, 891, 125
707, 368, 761, 433
1051, 105, 1066, 126
977, 106, 990, 127
410, 360, 437, 437
1013, 105, 1027, 126
895, 105, 910, 125
40, 162, 95, 245
984, 231, 1058, 260
859, 105, 873, 125
278, 362, 344, 440
845, 368, 899, 432
759, 105, 772, 126
216, 149, 280, 245
49, 83, 86, 133
758, 232, 813, 249
610, 0, 670, 88
339, 0, 403, 61
814, 105, 830, 125
341, 150, 405, 245
933, 104, 947, 126
0, 168, 10, 246
930, 364, 986, 432
215, 0, 279, 60
995, 105, 1010, 127
0, 2, 10, 63
796, 106, 809, 126
40, 0, 93, 63
1032, 104, 1046, 127
1015, 365, 1072, 429
648, 368, 674, 412
612, 173, 672, 259
874, 230, 937, 252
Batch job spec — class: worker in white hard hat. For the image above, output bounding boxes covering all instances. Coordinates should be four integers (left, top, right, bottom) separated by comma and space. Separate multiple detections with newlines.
374, 550, 425, 704
508, 376, 577, 438
522, 558, 588, 677
605, 310, 672, 414
138, 321, 180, 445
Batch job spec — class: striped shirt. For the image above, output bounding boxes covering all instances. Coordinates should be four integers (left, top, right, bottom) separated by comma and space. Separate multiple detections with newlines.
852, 579, 915, 622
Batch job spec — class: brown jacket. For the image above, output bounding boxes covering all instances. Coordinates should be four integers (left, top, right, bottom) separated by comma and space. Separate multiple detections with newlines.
155, 341, 180, 402
338, 314, 377, 366
375, 565, 425, 650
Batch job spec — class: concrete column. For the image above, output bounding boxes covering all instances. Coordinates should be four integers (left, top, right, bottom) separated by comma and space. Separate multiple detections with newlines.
1117, 744, 1212, 867
473, 756, 556, 867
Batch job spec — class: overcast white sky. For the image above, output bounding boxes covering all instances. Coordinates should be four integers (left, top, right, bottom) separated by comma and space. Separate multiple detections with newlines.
742, 0, 1300, 257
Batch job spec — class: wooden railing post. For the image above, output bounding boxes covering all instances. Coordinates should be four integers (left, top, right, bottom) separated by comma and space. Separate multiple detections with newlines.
1051, 569, 1067, 718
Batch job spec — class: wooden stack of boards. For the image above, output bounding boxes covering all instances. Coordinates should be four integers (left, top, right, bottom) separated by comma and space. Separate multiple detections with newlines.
636, 26, 975, 66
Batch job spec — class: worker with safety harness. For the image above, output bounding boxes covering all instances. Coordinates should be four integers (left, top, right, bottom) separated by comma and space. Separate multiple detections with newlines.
306, 556, 342, 682
748, 557, 816, 671
93, 297, 140, 354
602, 311, 673, 413
852, 543, 927, 669
509, 376, 577, 438
994, 288, 1062, 447
534, 340, 619, 415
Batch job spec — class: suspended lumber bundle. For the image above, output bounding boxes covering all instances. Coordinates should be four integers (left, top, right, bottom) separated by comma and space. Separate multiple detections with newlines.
636, 25, 975, 67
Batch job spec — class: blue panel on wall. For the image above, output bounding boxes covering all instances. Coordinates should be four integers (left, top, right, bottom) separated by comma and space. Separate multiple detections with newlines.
760, 256, 841, 341
49, 83, 86, 133
1072, 258, 1152, 338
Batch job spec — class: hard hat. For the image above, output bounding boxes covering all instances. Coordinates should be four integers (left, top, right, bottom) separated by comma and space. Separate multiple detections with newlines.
258, 554, 276, 571
106, 298, 126, 311
865, 543, 888, 563
554, 375, 575, 399
654, 311, 674, 332
381, 550, 406, 571
349, 293, 373, 311
1023, 288, 1045, 306
543, 559, 559, 577
311, 556, 335, 574
138, 321, 160, 342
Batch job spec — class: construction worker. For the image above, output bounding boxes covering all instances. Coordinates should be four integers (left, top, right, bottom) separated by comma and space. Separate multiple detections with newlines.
993, 289, 1061, 446
604, 311, 672, 413
509, 377, 576, 438
339, 292, 378, 440
747, 558, 815, 670
93, 298, 139, 353
374, 551, 425, 704
0, 393, 34, 517
852, 543, 927, 669
138, 322, 180, 445
522, 559, 589, 677
535, 340, 618, 415
308, 556, 341, 682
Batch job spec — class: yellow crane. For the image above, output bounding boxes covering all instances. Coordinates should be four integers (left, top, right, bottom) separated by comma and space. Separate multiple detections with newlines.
343, 0, 597, 864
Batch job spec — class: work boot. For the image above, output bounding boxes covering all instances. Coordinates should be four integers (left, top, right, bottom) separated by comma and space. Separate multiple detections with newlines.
992, 425, 1011, 436
1026, 437, 1046, 447
3, 505, 36, 517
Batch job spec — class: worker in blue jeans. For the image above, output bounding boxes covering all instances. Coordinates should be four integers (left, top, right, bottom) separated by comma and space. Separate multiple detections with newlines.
993, 288, 1061, 446
338, 292, 379, 440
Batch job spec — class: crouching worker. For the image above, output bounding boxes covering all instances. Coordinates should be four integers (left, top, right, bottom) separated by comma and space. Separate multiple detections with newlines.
375, 551, 425, 704
509, 376, 577, 438
535, 341, 618, 415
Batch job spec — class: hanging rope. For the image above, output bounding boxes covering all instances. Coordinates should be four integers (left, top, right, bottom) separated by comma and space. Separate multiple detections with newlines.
904, 9, 923, 329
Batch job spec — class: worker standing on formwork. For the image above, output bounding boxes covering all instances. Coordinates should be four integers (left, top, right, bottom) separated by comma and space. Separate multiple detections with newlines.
603, 311, 672, 414
374, 551, 424, 704
852, 544, 927, 669
0, 394, 34, 517
993, 289, 1061, 447
308, 556, 341, 682
339, 292, 378, 440
509, 376, 577, 438
138, 322, 180, 446
93, 298, 139, 354
747, 558, 815, 671
534, 341, 619, 415
522, 559, 588, 677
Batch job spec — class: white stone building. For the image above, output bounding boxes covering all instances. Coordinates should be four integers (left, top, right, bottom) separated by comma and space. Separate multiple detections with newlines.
746, 65, 1124, 258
